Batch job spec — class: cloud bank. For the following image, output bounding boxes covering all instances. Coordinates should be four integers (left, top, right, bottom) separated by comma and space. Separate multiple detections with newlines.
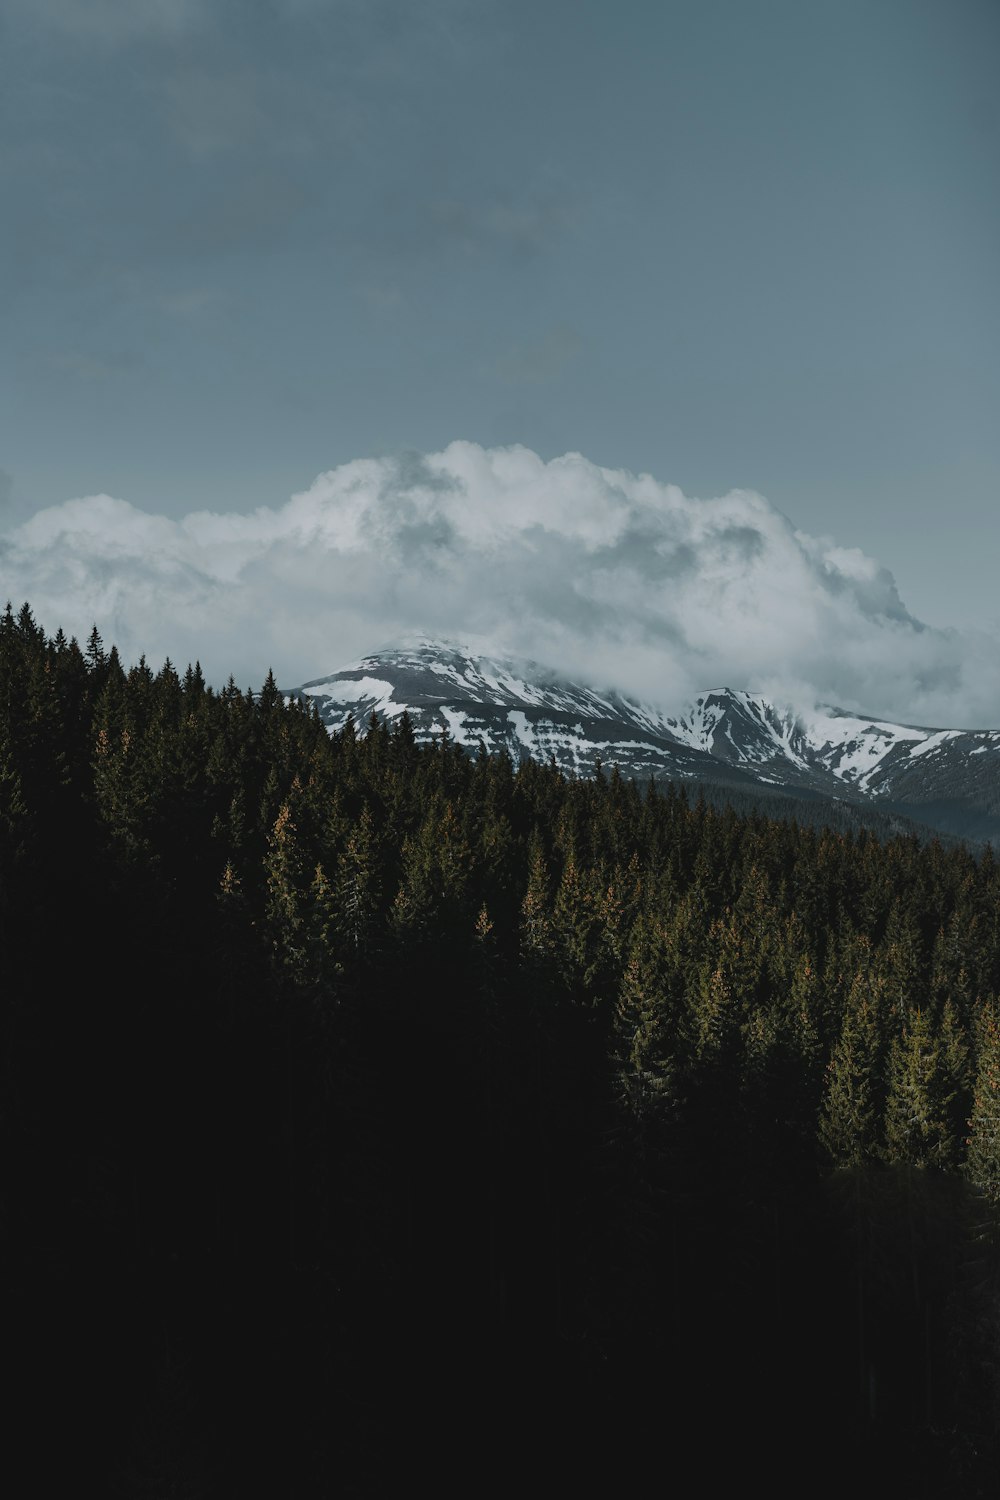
2, 442, 996, 727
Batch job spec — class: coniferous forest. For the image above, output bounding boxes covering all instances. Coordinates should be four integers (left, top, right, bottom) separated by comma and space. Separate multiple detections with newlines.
5, 602, 1000, 1495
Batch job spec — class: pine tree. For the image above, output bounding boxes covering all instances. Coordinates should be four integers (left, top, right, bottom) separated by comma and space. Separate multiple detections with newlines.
264, 802, 307, 986
334, 805, 383, 967
613, 920, 681, 1131
552, 852, 601, 1003
84, 623, 106, 674
519, 830, 554, 966
785, 952, 825, 1071
966, 1004, 1000, 1200
939, 997, 971, 1161
879, 899, 926, 1022
304, 861, 342, 1001
688, 954, 738, 1064
92, 707, 152, 863
883, 1008, 955, 1169
819, 977, 885, 1167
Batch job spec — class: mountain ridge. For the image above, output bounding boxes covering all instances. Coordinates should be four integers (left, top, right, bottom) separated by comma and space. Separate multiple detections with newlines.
286, 638, 1000, 846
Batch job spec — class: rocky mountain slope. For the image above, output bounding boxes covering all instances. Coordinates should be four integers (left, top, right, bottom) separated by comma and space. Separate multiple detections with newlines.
286, 638, 1000, 845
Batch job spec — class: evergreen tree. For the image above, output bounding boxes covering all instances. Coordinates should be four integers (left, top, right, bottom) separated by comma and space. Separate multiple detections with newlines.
264, 802, 308, 986
304, 862, 342, 1001
336, 804, 383, 965
613, 919, 681, 1132
939, 997, 972, 1161
552, 852, 602, 1004
966, 1004, 1000, 1201
519, 829, 554, 969
883, 1008, 955, 1169
688, 949, 738, 1065
819, 977, 885, 1167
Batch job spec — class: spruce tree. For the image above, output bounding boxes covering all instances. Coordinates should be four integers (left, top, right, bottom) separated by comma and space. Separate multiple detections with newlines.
819, 977, 885, 1167
966, 1004, 1000, 1201
939, 997, 971, 1164
264, 802, 307, 986
688, 953, 738, 1065
335, 805, 383, 967
613, 919, 681, 1132
883, 1008, 954, 1169
519, 830, 554, 968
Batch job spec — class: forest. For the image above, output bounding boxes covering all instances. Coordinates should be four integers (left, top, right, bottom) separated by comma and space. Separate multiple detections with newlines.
3, 601, 1000, 1496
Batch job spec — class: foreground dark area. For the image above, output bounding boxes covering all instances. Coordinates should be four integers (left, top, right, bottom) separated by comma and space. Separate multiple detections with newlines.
3, 604, 1000, 1495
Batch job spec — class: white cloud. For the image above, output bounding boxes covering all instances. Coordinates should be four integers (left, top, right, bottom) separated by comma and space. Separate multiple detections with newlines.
2, 442, 997, 727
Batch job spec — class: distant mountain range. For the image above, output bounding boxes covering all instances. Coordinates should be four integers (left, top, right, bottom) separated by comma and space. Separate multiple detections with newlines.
285, 638, 1000, 847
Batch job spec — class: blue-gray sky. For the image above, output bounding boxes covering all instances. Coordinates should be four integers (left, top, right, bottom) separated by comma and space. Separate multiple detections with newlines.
2, 0, 999, 717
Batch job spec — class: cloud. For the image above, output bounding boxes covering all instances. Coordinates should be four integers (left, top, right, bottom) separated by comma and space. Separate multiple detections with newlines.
2, 442, 997, 726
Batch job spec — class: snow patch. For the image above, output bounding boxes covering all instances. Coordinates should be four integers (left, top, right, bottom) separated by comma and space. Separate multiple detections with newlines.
906, 730, 960, 759
440, 706, 479, 747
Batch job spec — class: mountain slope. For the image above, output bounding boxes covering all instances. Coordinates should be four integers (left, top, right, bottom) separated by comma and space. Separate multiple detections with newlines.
287, 638, 1000, 845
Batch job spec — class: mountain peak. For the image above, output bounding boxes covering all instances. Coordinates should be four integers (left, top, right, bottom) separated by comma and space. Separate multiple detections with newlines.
286, 639, 1000, 846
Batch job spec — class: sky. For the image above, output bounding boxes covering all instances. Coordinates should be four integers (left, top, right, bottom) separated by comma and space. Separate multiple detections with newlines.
2, 0, 999, 723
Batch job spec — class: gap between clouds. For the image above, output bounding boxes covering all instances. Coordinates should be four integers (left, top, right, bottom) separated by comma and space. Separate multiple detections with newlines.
2, 441, 997, 728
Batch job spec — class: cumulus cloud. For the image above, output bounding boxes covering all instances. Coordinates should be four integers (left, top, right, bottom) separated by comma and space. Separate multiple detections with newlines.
2, 442, 997, 727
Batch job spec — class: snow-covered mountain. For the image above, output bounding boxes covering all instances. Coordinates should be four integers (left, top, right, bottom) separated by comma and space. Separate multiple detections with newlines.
286, 638, 1000, 845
